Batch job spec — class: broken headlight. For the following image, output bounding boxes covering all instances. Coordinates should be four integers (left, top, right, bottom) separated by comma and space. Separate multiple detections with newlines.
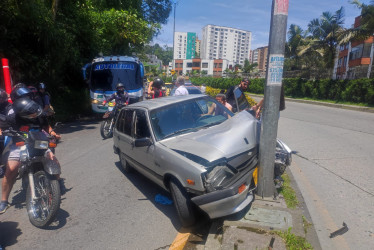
205, 165, 235, 192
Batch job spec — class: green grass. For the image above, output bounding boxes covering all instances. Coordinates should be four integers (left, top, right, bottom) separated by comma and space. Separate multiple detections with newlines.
278, 173, 299, 209
302, 216, 313, 235
277, 228, 313, 250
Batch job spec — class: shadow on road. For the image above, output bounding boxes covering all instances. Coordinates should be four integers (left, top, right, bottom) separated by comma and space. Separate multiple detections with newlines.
0, 221, 22, 248
44, 208, 70, 230
114, 161, 182, 229
114, 161, 211, 232
55, 120, 100, 135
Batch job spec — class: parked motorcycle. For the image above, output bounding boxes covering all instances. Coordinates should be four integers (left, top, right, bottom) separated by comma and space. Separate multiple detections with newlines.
1, 127, 61, 228
99, 100, 121, 139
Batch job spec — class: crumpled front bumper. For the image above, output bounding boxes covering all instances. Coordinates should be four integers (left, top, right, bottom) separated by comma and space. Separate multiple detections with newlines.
191, 169, 255, 219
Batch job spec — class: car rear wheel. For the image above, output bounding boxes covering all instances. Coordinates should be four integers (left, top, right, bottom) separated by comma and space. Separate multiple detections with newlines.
119, 152, 133, 173
169, 178, 196, 227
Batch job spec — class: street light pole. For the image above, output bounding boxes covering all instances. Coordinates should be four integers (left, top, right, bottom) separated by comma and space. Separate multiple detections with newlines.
172, 1, 177, 71
257, 0, 289, 198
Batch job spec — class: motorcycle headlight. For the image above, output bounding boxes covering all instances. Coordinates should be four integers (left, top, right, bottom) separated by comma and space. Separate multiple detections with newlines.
204, 164, 235, 192
34, 140, 49, 149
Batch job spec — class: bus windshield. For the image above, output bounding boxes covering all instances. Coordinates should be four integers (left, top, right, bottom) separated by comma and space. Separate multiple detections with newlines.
90, 61, 140, 91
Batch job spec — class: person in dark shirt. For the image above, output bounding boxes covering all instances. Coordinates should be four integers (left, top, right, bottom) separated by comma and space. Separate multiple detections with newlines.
225, 78, 250, 112
106, 83, 130, 106
0, 88, 55, 214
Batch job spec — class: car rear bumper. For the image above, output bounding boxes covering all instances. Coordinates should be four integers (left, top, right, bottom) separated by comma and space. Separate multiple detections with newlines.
191, 169, 255, 219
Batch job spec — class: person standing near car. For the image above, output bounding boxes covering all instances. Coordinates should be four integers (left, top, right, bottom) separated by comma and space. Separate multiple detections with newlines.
225, 78, 249, 109
173, 76, 189, 96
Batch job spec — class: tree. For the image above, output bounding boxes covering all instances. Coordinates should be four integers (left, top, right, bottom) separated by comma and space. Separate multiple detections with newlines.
349, 1, 374, 40
243, 59, 258, 74
299, 7, 347, 70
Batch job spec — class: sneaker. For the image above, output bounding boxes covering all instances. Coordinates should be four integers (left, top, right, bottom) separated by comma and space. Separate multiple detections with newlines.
0, 201, 10, 214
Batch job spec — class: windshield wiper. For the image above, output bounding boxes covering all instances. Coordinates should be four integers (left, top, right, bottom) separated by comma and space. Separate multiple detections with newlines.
163, 128, 198, 139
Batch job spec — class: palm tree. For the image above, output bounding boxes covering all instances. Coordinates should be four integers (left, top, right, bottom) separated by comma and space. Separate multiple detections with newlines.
299, 7, 347, 71
349, 1, 374, 40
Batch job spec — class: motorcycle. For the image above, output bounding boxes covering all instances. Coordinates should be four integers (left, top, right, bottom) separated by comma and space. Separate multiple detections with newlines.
99, 100, 121, 139
1, 127, 61, 228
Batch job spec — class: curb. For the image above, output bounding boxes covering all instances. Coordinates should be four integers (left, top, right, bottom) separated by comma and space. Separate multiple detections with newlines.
203, 168, 322, 250
249, 94, 374, 114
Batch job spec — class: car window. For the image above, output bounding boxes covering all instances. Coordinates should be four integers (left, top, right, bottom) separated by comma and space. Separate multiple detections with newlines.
187, 88, 202, 94
134, 110, 151, 139
150, 97, 233, 141
118, 109, 134, 136
116, 110, 125, 132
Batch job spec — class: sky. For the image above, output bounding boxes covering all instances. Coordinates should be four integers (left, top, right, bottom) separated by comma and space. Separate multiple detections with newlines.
152, 0, 371, 50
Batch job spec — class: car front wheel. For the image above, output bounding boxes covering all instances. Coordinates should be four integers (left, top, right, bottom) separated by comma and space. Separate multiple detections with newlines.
169, 178, 196, 227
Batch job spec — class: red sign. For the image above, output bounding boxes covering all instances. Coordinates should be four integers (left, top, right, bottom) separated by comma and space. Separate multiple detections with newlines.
274, 0, 289, 15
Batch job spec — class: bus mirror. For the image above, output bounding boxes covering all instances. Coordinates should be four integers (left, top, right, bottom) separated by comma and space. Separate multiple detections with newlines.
82, 63, 91, 81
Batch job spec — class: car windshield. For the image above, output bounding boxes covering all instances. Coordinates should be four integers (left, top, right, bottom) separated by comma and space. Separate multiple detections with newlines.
169, 86, 201, 96
150, 96, 234, 141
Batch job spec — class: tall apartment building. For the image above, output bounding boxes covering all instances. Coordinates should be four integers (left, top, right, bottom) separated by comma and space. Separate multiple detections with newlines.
334, 16, 374, 79
195, 37, 201, 58
173, 32, 197, 60
251, 46, 268, 72
201, 25, 252, 66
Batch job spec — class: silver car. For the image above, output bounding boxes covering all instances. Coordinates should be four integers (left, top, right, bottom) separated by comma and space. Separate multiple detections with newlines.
113, 95, 262, 226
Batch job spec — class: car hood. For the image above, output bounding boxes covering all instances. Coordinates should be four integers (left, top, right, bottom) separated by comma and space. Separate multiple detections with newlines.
159, 111, 258, 166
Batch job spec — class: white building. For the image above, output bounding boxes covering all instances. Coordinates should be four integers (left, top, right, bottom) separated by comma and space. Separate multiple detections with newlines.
201, 25, 252, 66
173, 32, 196, 60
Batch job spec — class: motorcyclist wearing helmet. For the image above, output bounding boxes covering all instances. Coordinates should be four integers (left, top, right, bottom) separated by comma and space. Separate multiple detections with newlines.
105, 83, 130, 106
0, 88, 56, 214
0, 89, 11, 179
148, 78, 165, 99
35, 83, 53, 114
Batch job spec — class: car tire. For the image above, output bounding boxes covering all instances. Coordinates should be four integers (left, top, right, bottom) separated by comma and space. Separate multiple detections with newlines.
169, 178, 196, 227
119, 152, 133, 173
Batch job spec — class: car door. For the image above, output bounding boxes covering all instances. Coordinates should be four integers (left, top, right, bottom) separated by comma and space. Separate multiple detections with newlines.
131, 109, 162, 185
116, 108, 136, 166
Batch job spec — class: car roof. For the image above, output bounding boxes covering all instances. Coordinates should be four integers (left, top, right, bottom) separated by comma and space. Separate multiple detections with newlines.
128, 94, 208, 111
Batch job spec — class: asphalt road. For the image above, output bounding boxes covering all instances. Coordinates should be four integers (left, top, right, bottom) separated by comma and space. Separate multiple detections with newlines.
277, 101, 374, 250
0, 120, 182, 249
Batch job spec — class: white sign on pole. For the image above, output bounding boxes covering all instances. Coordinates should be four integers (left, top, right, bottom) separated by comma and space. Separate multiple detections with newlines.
266, 54, 284, 86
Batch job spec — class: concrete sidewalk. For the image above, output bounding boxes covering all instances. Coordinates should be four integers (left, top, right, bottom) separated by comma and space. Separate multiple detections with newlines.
201, 169, 322, 250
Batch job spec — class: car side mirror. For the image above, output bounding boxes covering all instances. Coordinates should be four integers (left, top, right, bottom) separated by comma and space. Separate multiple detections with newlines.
134, 137, 152, 147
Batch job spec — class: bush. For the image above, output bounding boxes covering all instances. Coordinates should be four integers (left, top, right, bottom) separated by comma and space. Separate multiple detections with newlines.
191, 76, 374, 106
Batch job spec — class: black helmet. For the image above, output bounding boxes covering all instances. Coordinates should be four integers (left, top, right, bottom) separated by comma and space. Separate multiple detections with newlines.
116, 83, 124, 90
38, 82, 46, 90
152, 78, 164, 89
0, 89, 8, 103
10, 87, 32, 102
12, 98, 42, 119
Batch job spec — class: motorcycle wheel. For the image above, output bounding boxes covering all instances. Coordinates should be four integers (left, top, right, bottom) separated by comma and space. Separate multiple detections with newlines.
100, 118, 113, 139
26, 171, 61, 228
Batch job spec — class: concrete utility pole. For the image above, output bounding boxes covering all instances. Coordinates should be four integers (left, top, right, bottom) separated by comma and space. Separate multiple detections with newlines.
258, 0, 289, 198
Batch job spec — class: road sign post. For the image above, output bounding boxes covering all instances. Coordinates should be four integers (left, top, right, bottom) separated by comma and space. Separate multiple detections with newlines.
258, 0, 289, 198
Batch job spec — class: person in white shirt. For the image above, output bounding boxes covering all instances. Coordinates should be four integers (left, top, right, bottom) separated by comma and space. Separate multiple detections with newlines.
174, 76, 189, 96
